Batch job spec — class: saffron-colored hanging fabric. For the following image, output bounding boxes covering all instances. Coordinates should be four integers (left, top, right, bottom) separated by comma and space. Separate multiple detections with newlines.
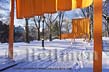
32, 0, 43, 16
57, 0, 93, 11
72, 0, 93, 9
16, 0, 33, 18
57, 0, 72, 11
76, 0, 82, 8
16, 0, 43, 19
23, 0, 33, 18
82, 0, 93, 8
60, 18, 90, 39
72, 20, 78, 33
16, 0, 23, 19
43, 0, 57, 13
16, 0, 93, 19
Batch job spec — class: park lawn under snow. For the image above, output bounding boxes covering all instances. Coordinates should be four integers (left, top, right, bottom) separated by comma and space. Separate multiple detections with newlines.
0, 37, 109, 72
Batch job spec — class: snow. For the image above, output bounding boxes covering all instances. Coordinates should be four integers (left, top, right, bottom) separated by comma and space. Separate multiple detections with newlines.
0, 37, 109, 72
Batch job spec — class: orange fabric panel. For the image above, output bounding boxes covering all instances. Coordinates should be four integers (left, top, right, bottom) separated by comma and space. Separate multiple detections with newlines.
32, 0, 43, 16
57, 0, 72, 11
16, 0, 43, 19
79, 19, 84, 33
61, 33, 75, 39
77, 20, 81, 34
16, 0, 23, 19
16, 0, 93, 19
82, 19, 85, 32
76, 0, 82, 8
72, 0, 93, 9
82, 0, 93, 8
23, 0, 33, 18
16, 0, 33, 18
60, 18, 90, 39
72, 20, 78, 33
61, 34, 69, 39
83, 19, 86, 33
83, 18, 90, 38
86, 19, 90, 34
43, 0, 56, 13
73, 18, 90, 34
72, 0, 77, 9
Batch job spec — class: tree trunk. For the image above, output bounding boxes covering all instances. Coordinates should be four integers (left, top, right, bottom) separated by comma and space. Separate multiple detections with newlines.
37, 28, 40, 41
108, 31, 109, 37
49, 27, 52, 41
25, 19, 29, 43
49, 33, 52, 41
89, 23, 92, 40
59, 27, 62, 40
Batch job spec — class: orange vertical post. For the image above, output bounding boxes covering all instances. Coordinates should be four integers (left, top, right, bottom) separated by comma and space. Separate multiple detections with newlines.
8, 0, 14, 59
93, 0, 102, 72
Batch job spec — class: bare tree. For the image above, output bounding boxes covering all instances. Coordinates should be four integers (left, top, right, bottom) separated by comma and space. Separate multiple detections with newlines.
25, 18, 29, 43
103, 0, 109, 37
58, 11, 65, 40
81, 5, 93, 40
62, 19, 72, 33
33, 16, 42, 41
44, 14, 59, 41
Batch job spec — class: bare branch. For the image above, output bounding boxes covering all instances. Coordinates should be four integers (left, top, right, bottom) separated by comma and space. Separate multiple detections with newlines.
34, 17, 38, 28
60, 12, 64, 27
81, 9, 86, 17
52, 14, 59, 23
44, 19, 50, 28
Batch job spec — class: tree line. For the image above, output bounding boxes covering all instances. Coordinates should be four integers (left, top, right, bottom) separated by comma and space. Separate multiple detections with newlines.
0, 21, 9, 43
0, 21, 25, 43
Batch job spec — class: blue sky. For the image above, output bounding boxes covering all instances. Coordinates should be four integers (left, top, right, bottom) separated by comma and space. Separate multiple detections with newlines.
0, 0, 9, 17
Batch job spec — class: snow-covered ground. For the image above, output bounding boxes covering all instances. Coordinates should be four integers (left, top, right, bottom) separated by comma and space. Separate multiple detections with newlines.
0, 38, 109, 72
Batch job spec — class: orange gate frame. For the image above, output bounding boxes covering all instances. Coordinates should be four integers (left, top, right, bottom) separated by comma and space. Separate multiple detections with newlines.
8, 0, 14, 59
9, 0, 102, 72
93, 0, 102, 72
